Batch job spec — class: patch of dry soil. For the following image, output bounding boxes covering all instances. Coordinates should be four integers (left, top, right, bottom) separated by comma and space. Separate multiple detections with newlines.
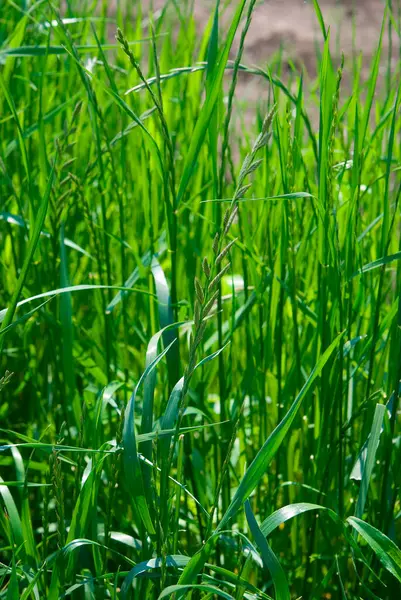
143, 1, 397, 70
118, 0, 398, 125
229, 0, 398, 115
139, 1, 398, 115
193, 1, 395, 68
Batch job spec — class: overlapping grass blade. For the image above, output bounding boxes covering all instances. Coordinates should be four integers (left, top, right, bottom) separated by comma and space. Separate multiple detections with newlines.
245, 500, 290, 600
347, 517, 401, 583
218, 333, 343, 530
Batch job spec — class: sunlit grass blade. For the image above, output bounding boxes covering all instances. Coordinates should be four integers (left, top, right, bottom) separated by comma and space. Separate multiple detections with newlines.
0, 158, 56, 354
121, 555, 189, 598
245, 500, 290, 600
158, 584, 235, 600
218, 332, 344, 530
123, 340, 176, 535
175, 0, 247, 205
260, 502, 340, 537
353, 403, 386, 520
347, 517, 401, 583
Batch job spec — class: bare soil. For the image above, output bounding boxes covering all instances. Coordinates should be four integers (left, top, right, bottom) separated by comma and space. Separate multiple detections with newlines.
193, 1, 395, 70
139, 1, 398, 118
142, 1, 397, 72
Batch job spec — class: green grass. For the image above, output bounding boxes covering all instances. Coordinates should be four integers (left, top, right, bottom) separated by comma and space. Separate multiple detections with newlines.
1, 0, 401, 598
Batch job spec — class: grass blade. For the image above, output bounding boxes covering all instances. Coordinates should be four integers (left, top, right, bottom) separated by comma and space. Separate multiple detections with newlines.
218, 333, 344, 530
175, 0, 247, 205
245, 500, 290, 600
347, 517, 401, 583
0, 161, 56, 354
123, 340, 176, 534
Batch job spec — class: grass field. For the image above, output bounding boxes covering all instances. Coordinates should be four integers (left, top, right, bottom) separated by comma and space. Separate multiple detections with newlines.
1, 0, 401, 598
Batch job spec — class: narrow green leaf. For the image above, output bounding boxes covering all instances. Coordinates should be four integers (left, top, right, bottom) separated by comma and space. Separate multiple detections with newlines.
158, 584, 235, 600
121, 555, 189, 598
351, 251, 401, 279
10, 448, 38, 567
218, 333, 344, 530
360, 14, 385, 150
312, 0, 327, 39
0, 40, 154, 58
106, 235, 167, 313
94, 381, 123, 449
353, 404, 386, 520
245, 501, 290, 600
175, 0, 247, 205
0, 161, 56, 353
0, 284, 155, 325
347, 517, 401, 583
123, 341, 176, 534
0, 477, 24, 550
66, 460, 104, 545
6, 561, 19, 600
104, 87, 164, 179
260, 502, 340, 538
201, 192, 314, 203
151, 256, 179, 385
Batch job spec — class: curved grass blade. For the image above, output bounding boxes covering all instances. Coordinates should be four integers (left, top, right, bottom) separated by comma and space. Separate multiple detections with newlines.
123, 340, 176, 535
260, 502, 340, 538
0, 211, 92, 258
177, 335, 343, 588
0, 66, 30, 188
94, 381, 123, 449
67, 459, 106, 545
158, 584, 235, 600
201, 192, 314, 203
159, 343, 230, 531
0, 298, 53, 337
0, 284, 155, 324
60, 225, 80, 426
353, 404, 386, 520
0, 477, 24, 551
347, 517, 401, 583
106, 234, 167, 313
0, 40, 153, 58
140, 321, 188, 501
160, 343, 229, 450
4, 94, 80, 159
175, 0, 247, 206
0, 158, 56, 354
121, 555, 190, 598
312, 0, 328, 39
23, 538, 135, 600
104, 87, 164, 179
151, 256, 179, 384
218, 332, 344, 530
205, 564, 272, 600
360, 14, 385, 150
245, 500, 290, 600
351, 251, 401, 279
10, 447, 38, 567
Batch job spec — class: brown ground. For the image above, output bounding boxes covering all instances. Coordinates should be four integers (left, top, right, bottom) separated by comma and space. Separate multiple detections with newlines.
141, 0, 398, 117
144, 1, 397, 70
193, 0, 395, 70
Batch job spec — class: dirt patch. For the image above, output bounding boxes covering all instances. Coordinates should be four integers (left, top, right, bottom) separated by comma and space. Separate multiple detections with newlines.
139, 1, 398, 114
238, 1, 389, 69
146, 1, 396, 72
117, 0, 398, 127
231, 0, 398, 120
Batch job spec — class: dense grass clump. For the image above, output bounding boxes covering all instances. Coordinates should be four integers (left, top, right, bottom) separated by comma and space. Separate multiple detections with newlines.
1, 0, 401, 597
